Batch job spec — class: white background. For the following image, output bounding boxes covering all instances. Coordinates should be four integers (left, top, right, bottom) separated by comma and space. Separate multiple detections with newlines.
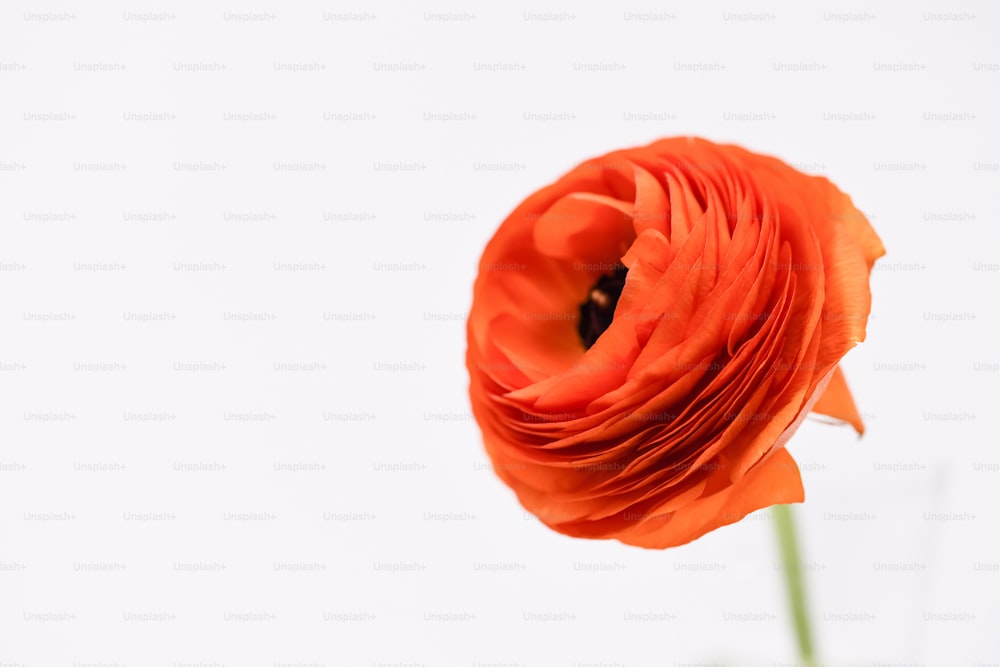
1, 1, 998, 666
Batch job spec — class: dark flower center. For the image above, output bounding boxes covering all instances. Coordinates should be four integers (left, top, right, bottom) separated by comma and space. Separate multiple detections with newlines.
577, 264, 628, 350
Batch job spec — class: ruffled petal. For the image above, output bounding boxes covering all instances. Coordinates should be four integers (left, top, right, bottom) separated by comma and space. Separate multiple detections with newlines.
810, 365, 865, 435
616, 448, 804, 549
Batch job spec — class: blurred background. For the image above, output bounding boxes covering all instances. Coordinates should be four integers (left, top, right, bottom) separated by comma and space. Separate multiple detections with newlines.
0, 0, 997, 664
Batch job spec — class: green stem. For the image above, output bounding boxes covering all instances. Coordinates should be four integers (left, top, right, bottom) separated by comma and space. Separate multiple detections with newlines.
773, 503, 816, 666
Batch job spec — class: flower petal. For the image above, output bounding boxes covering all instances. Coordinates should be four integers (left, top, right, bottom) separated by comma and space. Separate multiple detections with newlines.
617, 447, 804, 549
810, 365, 865, 435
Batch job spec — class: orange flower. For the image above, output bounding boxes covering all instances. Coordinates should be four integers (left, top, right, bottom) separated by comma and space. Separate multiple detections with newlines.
466, 137, 885, 548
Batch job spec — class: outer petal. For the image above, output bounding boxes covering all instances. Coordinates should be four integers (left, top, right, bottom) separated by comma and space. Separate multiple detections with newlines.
810, 365, 865, 435
617, 448, 804, 549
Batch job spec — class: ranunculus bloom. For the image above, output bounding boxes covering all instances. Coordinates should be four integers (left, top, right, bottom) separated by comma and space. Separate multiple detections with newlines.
466, 137, 885, 548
